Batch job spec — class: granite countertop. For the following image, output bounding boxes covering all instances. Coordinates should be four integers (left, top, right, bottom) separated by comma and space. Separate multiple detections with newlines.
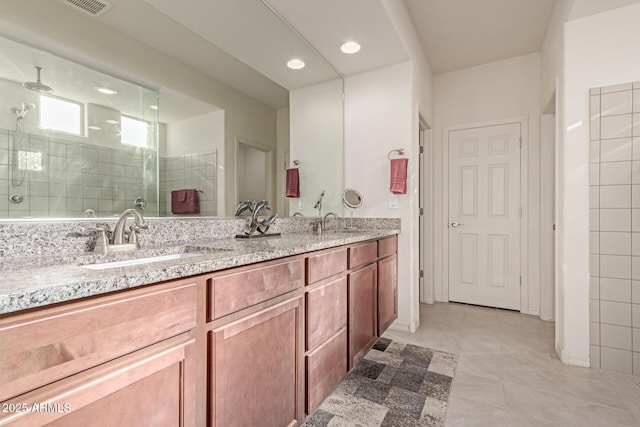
0, 229, 398, 316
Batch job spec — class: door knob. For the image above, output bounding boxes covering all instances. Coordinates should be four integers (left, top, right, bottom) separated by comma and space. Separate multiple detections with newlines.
450, 222, 464, 228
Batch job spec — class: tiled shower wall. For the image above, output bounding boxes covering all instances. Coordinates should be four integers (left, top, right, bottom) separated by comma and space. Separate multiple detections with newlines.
589, 82, 640, 376
159, 151, 217, 216
0, 129, 157, 218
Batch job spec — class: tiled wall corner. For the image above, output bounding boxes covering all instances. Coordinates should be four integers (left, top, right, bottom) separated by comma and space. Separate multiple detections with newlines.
590, 81, 640, 376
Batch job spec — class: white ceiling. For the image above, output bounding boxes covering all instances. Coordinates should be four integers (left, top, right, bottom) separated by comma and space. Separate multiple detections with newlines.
264, 0, 409, 76
404, 0, 556, 74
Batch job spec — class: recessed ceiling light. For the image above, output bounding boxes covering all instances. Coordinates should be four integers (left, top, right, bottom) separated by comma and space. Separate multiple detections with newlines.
341, 41, 361, 54
105, 119, 120, 125
149, 105, 158, 110
287, 59, 305, 70
94, 86, 118, 95
88, 125, 102, 130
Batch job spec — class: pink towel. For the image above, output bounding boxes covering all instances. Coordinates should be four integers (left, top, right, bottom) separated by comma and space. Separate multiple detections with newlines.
286, 168, 300, 198
390, 158, 408, 195
171, 189, 200, 214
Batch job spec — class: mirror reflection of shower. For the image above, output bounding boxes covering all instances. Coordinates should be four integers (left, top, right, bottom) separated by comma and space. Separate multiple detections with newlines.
9, 102, 35, 187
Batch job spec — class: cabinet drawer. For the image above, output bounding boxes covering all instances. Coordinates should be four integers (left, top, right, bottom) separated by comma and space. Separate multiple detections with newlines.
0, 278, 198, 403
348, 241, 378, 270
306, 247, 347, 285
378, 236, 397, 258
209, 257, 304, 320
0, 333, 195, 427
306, 328, 347, 415
306, 276, 347, 351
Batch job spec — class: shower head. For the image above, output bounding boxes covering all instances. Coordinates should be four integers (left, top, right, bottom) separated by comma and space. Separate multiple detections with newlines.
23, 66, 53, 94
10, 102, 36, 120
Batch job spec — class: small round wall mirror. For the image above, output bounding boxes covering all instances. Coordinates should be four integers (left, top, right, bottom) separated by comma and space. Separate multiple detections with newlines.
342, 188, 363, 209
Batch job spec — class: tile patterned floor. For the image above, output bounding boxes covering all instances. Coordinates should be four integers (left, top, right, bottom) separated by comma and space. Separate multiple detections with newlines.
383, 302, 640, 427
304, 337, 458, 426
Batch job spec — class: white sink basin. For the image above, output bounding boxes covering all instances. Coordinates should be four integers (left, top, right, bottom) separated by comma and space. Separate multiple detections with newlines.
83, 253, 202, 270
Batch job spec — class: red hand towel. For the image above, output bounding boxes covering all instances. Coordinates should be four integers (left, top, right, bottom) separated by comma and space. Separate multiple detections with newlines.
286, 168, 300, 198
171, 189, 200, 214
390, 158, 408, 195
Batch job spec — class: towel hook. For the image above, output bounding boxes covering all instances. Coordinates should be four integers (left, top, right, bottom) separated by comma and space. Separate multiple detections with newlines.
292, 160, 300, 168
387, 149, 405, 160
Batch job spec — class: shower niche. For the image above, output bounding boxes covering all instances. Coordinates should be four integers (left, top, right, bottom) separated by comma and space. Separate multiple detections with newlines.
0, 35, 160, 219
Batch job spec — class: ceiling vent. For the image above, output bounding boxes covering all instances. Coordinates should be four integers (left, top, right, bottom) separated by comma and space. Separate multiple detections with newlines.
62, 0, 112, 16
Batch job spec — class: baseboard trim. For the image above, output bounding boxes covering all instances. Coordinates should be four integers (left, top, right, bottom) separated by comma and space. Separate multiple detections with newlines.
557, 344, 590, 367
388, 321, 411, 333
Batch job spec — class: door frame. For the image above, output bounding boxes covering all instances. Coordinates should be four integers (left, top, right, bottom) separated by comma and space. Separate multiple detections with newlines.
419, 116, 434, 304
235, 136, 274, 209
440, 116, 529, 312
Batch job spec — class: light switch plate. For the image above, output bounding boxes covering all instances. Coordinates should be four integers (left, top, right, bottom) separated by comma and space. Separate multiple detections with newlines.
389, 195, 399, 209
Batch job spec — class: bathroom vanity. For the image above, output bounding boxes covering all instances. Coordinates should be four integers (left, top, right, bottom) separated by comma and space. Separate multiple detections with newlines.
0, 230, 397, 426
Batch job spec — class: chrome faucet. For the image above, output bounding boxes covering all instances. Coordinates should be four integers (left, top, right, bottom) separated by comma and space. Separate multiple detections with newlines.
235, 200, 253, 217
112, 208, 148, 246
322, 212, 339, 231
243, 200, 277, 236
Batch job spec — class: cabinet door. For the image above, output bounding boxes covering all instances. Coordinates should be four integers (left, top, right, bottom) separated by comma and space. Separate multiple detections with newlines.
210, 296, 304, 427
378, 254, 398, 336
348, 263, 377, 369
0, 334, 195, 427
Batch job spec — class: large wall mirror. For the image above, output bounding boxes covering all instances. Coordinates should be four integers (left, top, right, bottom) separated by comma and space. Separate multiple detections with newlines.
0, 0, 344, 219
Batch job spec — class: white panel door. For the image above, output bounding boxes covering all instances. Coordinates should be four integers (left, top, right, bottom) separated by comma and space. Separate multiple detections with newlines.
448, 123, 521, 310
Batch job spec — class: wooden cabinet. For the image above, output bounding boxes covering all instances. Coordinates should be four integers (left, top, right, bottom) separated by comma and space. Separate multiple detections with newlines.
209, 296, 304, 427
347, 262, 378, 369
377, 254, 398, 336
0, 333, 195, 426
1, 234, 398, 427
0, 278, 199, 404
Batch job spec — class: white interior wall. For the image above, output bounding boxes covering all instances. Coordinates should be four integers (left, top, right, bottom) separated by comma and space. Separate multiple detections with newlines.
0, 3, 276, 216
432, 53, 543, 315
237, 143, 267, 202
289, 79, 344, 217
559, 2, 640, 367
276, 108, 290, 216
344, 61, 418, 332
378, 0, 435, 331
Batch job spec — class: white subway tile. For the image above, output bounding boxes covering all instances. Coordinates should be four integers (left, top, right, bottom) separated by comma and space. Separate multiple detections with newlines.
600, 278, 632, 302
634, 89, 640, 113
602, 83, 633, 94
590, 277, 600, 299
601, 300, 632, 326
591, 118, 600, 141
633, 281, 640, 303
591, 140, 600, 162
590, 163, 599, 186
600, 232, 631, 255
591, 345, 601, 368
600, 209, 630, 232
591, 94, 601, 119
633, 257, 640, 280
634, 328, 640, 352
600, 161, 631, 185
634, 113, 640, 137
600, 324, 632, 350
601, 114, 632, 139
601, 138, 632, 161
633, 185, 640, 208
590, 322, 600, 345
590, 232, 599, 254
634, 352, 640, 376
590, 299, 600, 322
600, 347, 633, 374
633, 304, 640, 328
601, 254, 630, 279
591, 254, 600, 277
600, 185, 630, 209
601, 91, 632, 116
